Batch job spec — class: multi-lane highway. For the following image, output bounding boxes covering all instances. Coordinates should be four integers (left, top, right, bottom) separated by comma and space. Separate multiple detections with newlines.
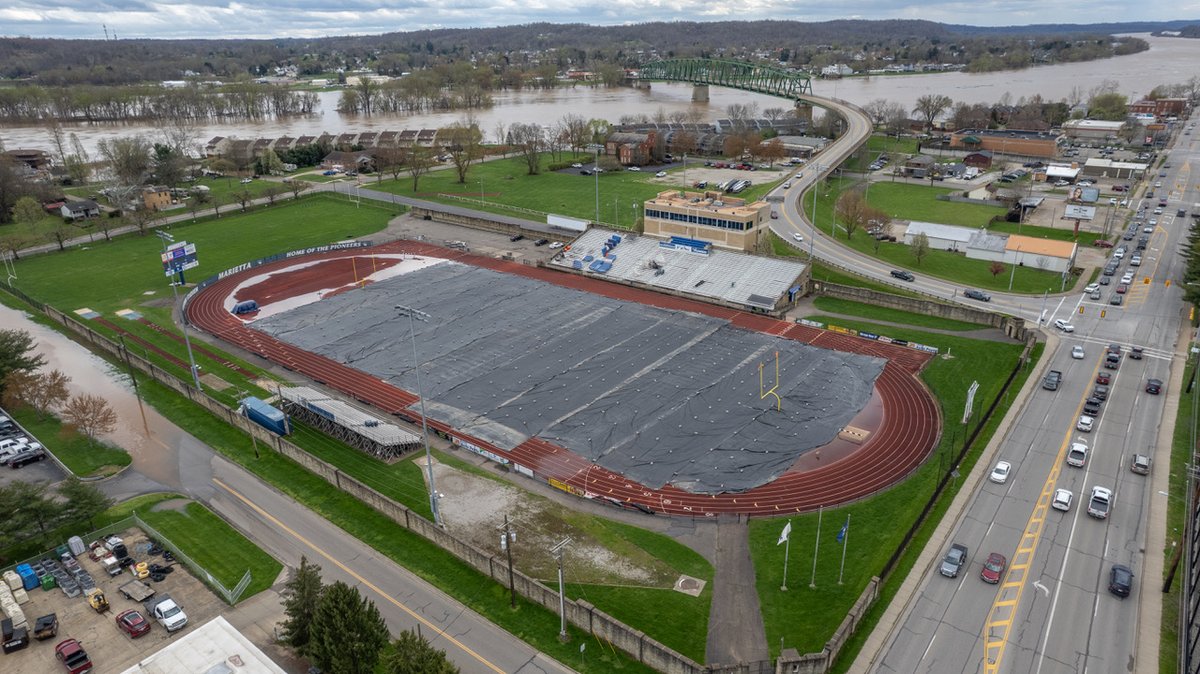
835, 116, 1197, 673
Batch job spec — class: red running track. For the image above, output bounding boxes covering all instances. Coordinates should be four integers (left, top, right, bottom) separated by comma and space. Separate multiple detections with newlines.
186, 241, 941, 517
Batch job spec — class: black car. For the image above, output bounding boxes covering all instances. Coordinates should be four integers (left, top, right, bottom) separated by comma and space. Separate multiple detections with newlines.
509, 234, 525, 242
1146, 378, 1163, 395
1109, 564, 1133, 598
890, 270, 915, 282
1093, 384, 1110, 401
1130, 346, 1143, 360
534, 239, 550, 246
1083, 398, 1102, 416
963, 289, 991, 302
1110, 293, 1123, 306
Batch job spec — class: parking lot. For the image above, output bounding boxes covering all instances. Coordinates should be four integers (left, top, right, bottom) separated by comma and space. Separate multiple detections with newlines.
3, 527, 227, 672
0, 410, 66, 488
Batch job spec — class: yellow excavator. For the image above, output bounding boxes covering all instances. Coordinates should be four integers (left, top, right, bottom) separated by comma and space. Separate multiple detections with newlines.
85, 588, 109, 613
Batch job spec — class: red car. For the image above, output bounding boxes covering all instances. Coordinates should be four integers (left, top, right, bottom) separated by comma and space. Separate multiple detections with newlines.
115, 609, 151, 638
1093, 239, 1114, 248
1096, 371, 1111, 385
980, 552, 1007, 584
55, 639, 93, 674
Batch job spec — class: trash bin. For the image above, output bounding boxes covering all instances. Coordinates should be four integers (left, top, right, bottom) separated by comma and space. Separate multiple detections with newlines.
39, 575, 55, 591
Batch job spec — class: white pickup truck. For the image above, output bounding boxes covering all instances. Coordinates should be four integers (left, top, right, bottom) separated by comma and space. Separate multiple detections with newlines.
144, 594, 188, 632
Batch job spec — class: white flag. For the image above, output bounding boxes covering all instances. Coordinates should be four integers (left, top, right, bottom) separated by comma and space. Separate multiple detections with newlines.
777, 521, 792, 546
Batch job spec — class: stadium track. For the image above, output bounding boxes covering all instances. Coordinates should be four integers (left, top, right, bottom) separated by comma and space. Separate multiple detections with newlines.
186, 241, 941, 517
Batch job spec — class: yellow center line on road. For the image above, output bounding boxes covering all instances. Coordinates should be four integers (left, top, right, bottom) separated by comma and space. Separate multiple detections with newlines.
212, 478, 506, 674
982, 355, 1102, 674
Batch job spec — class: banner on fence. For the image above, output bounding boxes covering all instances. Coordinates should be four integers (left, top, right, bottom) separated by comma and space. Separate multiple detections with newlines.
452, 436, 510, 465
797, 318, 825, 328
548, 477, 585, 497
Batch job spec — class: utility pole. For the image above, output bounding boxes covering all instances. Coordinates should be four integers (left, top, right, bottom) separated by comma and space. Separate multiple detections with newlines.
551, 538, 571, 641
499, 515, 517, 608
395, 305, 441, 527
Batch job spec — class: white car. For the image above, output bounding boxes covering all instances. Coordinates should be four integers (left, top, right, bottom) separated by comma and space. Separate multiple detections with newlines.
548, 241, 564, 249
1054, 319, 1074, 333
1071, 345, 1085, 359
1143, 225, 1154, 233
655, 171, 667, 178
571, 163, 583, 168
1051, 488, 1074, 512
989, 460, 1012, 484
1054, 180, 1070, 187
1121, 273, 1134, 284
1109, 198, 1117, 205
791, 233, 804, 242
240, 177, 252, 184
1084, 283, 1100, 293
1077, 415, 1094, 432
627, 166, 641, 172
783, 181, 792, 189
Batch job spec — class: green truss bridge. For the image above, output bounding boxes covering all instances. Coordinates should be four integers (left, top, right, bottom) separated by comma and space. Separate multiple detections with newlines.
636, 58, 813, 100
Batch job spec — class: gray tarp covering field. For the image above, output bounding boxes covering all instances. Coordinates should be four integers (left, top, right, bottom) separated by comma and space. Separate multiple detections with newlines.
253, 260, 884, 494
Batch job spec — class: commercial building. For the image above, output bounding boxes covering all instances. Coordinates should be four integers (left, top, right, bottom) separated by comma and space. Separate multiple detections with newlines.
900, 222, 1076, 273
642, 189, 770, 252
948, 129, 1061, 158
119, 616, 286, 674
1005, 235, 1077, 274
1061, 119, 1124, 141
1081, 157, 1148, 180
902, 221, 974, 252
1128, 98, 1188, 118
606, 131, 657, 166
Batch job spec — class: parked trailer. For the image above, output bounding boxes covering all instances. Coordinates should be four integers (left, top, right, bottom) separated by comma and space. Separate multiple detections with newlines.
240, 397, 289, 436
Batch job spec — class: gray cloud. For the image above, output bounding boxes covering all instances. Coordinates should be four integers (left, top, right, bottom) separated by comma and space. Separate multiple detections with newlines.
0, 0, 1185, 39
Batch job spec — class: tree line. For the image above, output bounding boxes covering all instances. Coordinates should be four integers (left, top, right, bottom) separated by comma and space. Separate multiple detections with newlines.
0, 81, 318, 123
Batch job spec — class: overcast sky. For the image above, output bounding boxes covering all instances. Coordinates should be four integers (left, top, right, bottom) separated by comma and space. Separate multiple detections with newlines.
0, 1, 1192, 40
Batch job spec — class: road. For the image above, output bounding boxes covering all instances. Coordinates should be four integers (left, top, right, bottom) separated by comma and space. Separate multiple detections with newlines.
861, 116, 1197, 673
1, 302, 574, 674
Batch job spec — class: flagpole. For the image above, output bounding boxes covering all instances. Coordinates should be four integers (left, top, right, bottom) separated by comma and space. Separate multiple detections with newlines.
838, 514, 851, 585
810, 505, 823, 588
781, 520, 791, 591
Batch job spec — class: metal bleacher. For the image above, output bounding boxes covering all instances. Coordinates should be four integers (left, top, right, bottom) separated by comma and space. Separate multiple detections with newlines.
278, 386, 422, 460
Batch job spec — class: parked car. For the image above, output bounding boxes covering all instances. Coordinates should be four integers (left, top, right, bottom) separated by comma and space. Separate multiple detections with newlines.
655, 171, 667, 178
980, 552, 1007, 584
115, 609, 151, 638
1109, 564, 1133, 598
509, 234, 525, 242
55, 639, 92, 674
534, 239, 549, 246
8, 447, 46, 468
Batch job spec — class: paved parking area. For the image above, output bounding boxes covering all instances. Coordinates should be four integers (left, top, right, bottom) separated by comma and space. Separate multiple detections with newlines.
3, 527, 227, 672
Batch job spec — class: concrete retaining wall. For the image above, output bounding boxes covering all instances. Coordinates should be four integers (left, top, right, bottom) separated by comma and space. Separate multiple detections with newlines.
813, 282, 1028, 341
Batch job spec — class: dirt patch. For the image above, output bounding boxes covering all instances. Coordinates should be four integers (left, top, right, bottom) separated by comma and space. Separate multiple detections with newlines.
149, 497, 192, 513
431, 460, 677, 587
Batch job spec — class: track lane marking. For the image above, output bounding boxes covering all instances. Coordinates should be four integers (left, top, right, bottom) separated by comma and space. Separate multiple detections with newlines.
212, 477, 506, 674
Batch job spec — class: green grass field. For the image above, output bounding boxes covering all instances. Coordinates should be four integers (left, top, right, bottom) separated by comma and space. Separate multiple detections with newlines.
805, 179, 1078, 294
1159, 359, 1195, 673
140, 501, 281, 599
11, 195, 394, 315
749, 320, 1032, 657
7, 407, 131, 477
371, 153, 688, 228
865, 182, 1005, 227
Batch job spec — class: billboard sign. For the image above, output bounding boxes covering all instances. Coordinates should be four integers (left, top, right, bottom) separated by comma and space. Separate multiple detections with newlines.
161, 241, 199, 276
1064, 205, 1096, 220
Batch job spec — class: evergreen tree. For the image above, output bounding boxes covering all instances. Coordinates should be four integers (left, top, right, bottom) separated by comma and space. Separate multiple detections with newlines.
278, 556, 324, 650
384, 629, 460, 674
307, 581, 389, 674
57, 478, 113, 530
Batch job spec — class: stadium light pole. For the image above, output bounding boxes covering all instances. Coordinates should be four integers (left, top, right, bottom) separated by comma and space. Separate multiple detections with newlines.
594, 145, 600, 224
395, 304, 441, 527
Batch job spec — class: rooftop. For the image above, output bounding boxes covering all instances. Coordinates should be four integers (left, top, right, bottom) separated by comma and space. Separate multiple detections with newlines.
903, 220, 974, 243
119, 616, 285, 674
646, 190, 765, 219
1006, 234, 1076, 258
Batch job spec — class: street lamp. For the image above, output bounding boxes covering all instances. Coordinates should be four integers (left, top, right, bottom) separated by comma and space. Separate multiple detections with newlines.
395, 304, 442, 528
594, 145, 600, 224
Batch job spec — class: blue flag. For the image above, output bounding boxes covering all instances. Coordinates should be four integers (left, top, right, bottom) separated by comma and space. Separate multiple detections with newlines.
836, 517, 849, 544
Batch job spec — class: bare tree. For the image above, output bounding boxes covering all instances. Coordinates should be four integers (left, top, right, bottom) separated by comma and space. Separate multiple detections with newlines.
726, 102, 760, 121
97, 135, 154, 213
913, 94, 953, 132
47, 220, 79, 250
508, 123, 545, 175
234, 188, 253, 212
127, 206, 157, 236
762, 106, 786, 121
441, 121, 483, 184
408, 146, 436, 192
375, 147, 409, 183
62, 393, 118, 442
989, 261, 1005, 278
560, 114, 590, 154
287, 180, 310, 201
189, 189, 210, 220
864, 98, 892, 127
911, 232, 931, 266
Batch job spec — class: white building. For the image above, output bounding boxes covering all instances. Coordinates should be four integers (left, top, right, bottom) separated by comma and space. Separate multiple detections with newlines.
902, 221, 974, 252
120, 616, 286, 674
1061, 119, 1125, 140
